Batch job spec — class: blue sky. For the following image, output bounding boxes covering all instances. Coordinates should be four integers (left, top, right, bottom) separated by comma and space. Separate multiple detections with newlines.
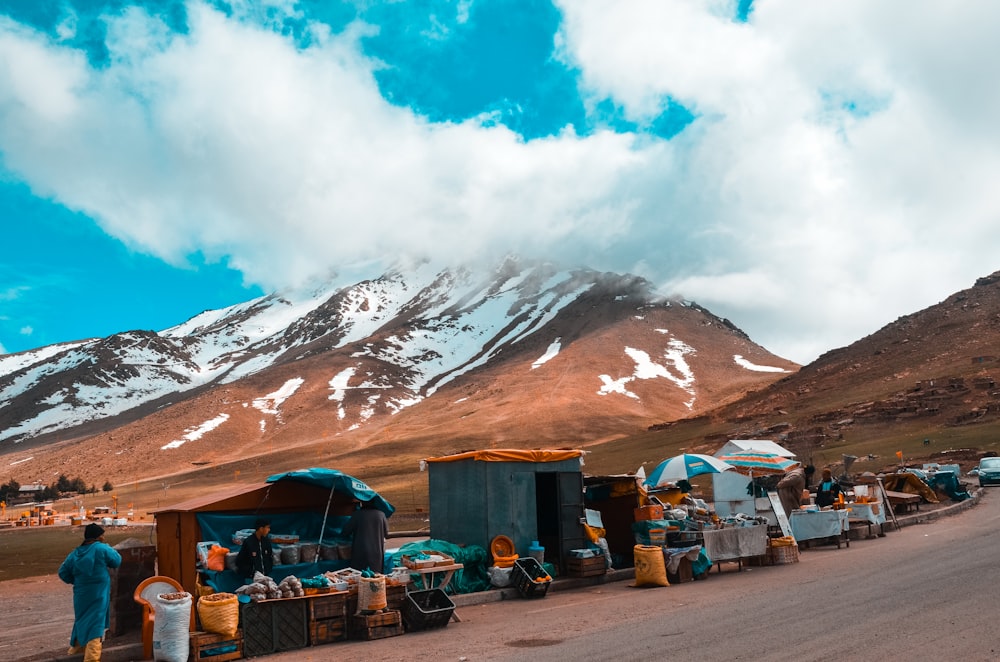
1, 1, 999, 364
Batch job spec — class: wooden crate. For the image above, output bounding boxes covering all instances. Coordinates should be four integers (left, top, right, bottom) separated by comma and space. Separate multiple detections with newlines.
190, 630, 243, 662
385, 584, 406, 611
566, 555, 606, 578
308, 592, 348, 621
309, 616, 347, 645
349, 610, 403, 640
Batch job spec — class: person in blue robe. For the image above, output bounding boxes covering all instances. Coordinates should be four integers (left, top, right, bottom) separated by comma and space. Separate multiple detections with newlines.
58, 523, 122, 661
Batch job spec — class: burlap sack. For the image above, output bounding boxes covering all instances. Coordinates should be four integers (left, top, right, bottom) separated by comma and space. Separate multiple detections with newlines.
356, 576, 387, 613
197, 592, 239, 638
632, 544, 669, 587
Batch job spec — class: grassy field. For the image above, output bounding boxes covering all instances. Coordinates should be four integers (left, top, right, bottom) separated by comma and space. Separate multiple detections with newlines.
0, 525, 155, 583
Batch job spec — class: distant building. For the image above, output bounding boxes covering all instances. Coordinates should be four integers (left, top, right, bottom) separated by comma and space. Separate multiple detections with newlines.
11, 484, 46, 506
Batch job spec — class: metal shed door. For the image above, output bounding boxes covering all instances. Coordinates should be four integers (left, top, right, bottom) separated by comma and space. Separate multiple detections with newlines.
557, 471, 587, 561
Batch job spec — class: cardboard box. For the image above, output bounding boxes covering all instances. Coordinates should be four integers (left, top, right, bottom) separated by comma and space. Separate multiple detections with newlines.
634, 505, 664, 521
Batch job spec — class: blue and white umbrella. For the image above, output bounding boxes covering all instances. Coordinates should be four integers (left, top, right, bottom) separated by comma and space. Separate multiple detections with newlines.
644, 453, 735, 488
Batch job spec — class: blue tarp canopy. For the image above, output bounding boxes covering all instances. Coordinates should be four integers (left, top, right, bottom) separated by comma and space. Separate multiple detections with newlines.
265, 467, 395, 517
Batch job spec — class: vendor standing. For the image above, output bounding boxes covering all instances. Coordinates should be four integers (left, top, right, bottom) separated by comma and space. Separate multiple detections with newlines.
342, 499, 388, 573
776, 466, 807, 519
58, 523, 122, 661
814, 468, 842, 508
236, 518, 273, 579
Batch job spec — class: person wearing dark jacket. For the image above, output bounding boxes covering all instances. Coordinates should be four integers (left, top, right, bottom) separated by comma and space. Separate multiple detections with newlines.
341, 500, 388, 573
58, 523, 122, 662
814, 468, 842, 508
236, 518, 273, 579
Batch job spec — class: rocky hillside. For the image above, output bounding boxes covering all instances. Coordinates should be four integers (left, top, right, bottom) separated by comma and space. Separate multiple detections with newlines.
597, 270, 1000, 478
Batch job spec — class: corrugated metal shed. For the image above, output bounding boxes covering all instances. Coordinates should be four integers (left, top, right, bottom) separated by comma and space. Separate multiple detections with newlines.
425, 449, 588, 572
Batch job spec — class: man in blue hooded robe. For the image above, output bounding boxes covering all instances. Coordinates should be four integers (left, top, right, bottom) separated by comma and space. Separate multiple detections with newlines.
58, 523, 122, 661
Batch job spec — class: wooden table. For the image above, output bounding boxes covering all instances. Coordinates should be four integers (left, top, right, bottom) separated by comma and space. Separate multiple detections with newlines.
408, 563, 464, 622
884, 490, 921, 513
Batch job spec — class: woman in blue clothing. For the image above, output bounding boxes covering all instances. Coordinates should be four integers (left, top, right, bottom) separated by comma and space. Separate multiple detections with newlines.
58, 523, 122, 661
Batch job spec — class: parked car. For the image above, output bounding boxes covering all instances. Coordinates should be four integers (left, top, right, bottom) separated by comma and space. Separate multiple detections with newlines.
976, 457, 1000, 486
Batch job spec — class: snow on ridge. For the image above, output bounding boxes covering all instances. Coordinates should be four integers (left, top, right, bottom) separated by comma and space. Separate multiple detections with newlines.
0, 340, 94, 377
415, 279, 589, 397
734, 355, 790, 373
532, 338, 562, 369
161, 413, 231, 450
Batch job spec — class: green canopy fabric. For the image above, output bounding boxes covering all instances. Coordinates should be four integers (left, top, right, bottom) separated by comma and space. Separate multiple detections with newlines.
265, 467, 395, 516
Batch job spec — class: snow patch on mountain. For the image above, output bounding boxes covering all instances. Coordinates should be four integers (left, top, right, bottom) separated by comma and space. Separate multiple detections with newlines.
162, 413, 231, 450
598, 338, 697, 409
734, 355, 790, 373
252, 378, 304, 415
532, 338, 562, 369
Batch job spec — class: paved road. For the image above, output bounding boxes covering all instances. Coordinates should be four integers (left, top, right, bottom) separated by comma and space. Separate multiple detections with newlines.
272, 490, 1000, 661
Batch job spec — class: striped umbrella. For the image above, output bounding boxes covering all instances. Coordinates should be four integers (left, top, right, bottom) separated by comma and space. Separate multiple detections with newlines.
644, 453, 734, 488
715, 450, 801, 476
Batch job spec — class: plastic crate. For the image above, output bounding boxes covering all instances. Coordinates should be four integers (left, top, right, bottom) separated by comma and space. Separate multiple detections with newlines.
666, 530, 703, 548
240, 598, 308, 657
510, 557, 551, 599
401, 588, 455, 631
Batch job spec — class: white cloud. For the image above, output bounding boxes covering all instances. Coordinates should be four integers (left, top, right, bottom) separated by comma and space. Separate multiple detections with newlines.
19, 326, 33, 336
555, 0, 1000, 361
1, 2, 999, 364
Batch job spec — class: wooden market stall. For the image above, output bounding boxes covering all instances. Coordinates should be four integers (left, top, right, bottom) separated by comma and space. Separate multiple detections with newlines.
153, 468, 393, 596
424, 449, 588, 573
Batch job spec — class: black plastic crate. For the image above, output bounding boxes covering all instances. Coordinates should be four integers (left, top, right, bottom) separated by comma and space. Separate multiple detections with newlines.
401, 588, 455, 631
666, 530, 703, 548
240, 598, 308, 657
511, 557, 551, 599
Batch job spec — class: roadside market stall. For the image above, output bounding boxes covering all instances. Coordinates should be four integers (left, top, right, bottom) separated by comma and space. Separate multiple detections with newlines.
712, 440, 797, 521
153, 468, 393, 596
150, 468, 414, 658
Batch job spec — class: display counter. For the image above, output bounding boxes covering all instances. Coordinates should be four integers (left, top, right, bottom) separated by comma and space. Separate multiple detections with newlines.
701, 524, 767, 571
789, 509, 849, 548
845, 502, 885, 525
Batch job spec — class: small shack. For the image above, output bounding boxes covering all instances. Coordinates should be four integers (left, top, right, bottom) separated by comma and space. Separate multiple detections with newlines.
152, 468, 392, 595
425, 450, 588, 571
712, 439, 797, 520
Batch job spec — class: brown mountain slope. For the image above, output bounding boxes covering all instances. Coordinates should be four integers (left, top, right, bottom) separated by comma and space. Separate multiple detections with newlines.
5, 291, 796, 515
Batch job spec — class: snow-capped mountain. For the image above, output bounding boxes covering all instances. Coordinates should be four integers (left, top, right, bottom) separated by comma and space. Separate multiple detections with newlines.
0, 259, 797, 484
